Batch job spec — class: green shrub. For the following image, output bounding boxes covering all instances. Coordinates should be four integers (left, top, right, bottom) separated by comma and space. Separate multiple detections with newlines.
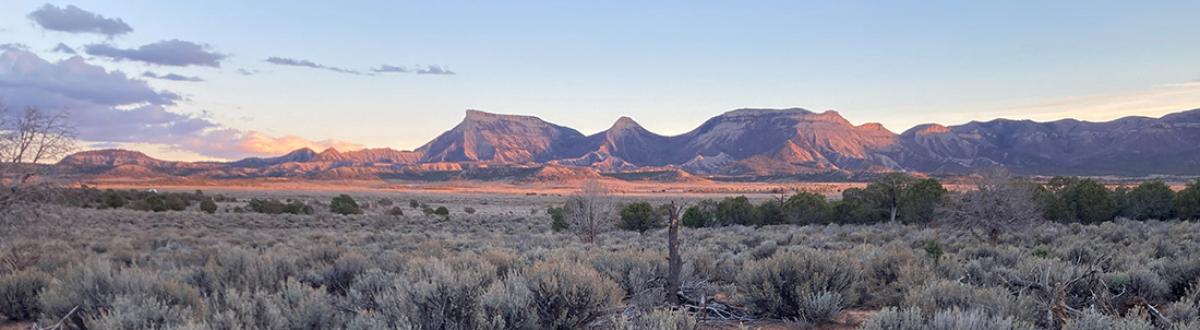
386, 206, 404, 217
200, 198, 218, 214
1177, 181, 1200, 220
681, 202, 715, 228
331, 194, 363, 215
524, 260, 622, 329
434, 206, 450, 217
464, 207, 477, 214
0, 270, 49, 321
736, 249, 858, 318
716, 196, 754, 226
783, 191, 832, 225
547, 206, 568, 231
617, 202, 664, 233
860, 307, 925, 330
1120, 180, 1175, 220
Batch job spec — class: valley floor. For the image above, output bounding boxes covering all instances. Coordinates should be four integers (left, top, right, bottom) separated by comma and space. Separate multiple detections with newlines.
2, 193, 1198, 329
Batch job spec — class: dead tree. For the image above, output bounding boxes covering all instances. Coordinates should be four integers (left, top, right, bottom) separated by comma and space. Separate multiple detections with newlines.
937, 172, 1043, 245
565, 179, 613, 243
665, 201, 684, 305
0, 106, 77, 215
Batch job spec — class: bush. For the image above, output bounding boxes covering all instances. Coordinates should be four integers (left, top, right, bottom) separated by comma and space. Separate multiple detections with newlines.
860, 307, 925, 330
248, 198, 312, 215
524, 260, 622, 329
331, 194, 363, 215
782, 191, 832, 225
618, 202, 663, 233
379, 256, 496, 329
409, 199, 421, 209
386, 206, 404, 217
475, 274, 539, 329
0, 270, 49, 321
464, 207, 477, 214
716, 196, 754, 226
200, 198, 218, 214
547, 206, 568, 231
1177, 181, 1200, 220
681, 201, 715, 228
799, 291, 844, 323
1120, 180, 1175, 220
610, 308, 696, 330
736, 249, 858, 318
39, 260, 204, 330
435, 206, 450, 217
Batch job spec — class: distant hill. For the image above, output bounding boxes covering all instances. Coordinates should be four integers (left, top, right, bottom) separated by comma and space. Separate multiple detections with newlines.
56, 107, 1200, 181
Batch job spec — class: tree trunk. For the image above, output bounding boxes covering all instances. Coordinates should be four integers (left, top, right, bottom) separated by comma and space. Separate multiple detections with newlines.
889, 206, 898, 223
666, 201, 682, 305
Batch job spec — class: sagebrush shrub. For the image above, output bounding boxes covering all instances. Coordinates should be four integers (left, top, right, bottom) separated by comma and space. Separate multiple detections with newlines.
0, 270, 49, 321
609, 308, 696, 330
40, 260, 204, 330
799, 291, 843, 323
859, 307, 925, 330
736, 249, 858, 318
524, 260, 622, 329
84, 294, 194, 330
377, 255, 496, 329
475, 273, 539, 329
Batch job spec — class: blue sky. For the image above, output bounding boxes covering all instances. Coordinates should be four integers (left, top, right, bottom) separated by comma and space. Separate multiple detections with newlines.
3, 1, 1200, 161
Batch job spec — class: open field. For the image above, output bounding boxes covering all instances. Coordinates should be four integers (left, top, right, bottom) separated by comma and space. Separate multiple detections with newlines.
2, 189, 1200, 330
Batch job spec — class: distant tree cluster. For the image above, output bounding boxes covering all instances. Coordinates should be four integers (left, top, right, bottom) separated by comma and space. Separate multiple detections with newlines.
602, 174, 1200, 233
51, 188, 227, 213
248, 198, 314, 215
673, 173, 948, 229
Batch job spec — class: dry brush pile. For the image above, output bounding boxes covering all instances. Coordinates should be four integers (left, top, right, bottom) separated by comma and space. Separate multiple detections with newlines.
1, 199, 1199, 330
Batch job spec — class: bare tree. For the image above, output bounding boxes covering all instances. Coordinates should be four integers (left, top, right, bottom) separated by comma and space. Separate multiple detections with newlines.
937, 172, 1044, 245
564, 179, 614, 243
0, 106, 77, 213
664, 200, 684, 305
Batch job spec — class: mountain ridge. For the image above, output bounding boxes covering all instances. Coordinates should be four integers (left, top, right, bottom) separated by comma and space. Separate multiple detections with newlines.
57, 107, 1200, 181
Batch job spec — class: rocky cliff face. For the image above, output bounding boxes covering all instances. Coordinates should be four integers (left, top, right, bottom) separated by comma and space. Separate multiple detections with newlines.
56, 108, 1200, 180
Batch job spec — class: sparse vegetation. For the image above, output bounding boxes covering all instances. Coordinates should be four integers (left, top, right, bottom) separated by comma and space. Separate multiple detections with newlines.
2, 174, 1199, 329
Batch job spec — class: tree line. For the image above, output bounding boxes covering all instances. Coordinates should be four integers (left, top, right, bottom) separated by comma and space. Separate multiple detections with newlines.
595, 174, 1200, 233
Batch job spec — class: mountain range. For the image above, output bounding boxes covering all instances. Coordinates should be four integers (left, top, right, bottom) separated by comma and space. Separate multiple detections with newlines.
55, 108, 1200, 182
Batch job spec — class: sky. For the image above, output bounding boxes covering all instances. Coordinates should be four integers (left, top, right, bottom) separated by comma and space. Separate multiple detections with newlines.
2, 1, 1199, 161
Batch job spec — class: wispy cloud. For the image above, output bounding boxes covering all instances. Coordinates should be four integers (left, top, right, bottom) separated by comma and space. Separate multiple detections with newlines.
416, 65, 455, 75
0, 43, 29, 52
85, 40, 226, 67
27, 4, 132, 37
265, 56, 360, 75
372, 64, 409, 73
142, 71, 204, 82
236, 68, 259, 76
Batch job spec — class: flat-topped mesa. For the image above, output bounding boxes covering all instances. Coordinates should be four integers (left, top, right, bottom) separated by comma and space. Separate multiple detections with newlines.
418, 109, 587, 163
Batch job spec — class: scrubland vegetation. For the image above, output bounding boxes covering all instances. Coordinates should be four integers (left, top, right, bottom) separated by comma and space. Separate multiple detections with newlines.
1, 175, 1199, 329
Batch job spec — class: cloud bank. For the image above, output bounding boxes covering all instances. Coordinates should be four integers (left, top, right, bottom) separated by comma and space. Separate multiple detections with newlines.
86, 40, 226, 67
27, 4, 133, 37
0, 49, 355, 159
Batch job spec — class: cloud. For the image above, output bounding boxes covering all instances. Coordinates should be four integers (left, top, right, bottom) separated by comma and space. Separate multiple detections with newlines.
372, 64, 409, 73
27, 4, 133, 37
85, 40, 226, 67
416, 65, 455, 75
236, 68, 259, 75
50, 43, 76, 54
0, 49, 357, 160
142, 71, 203, 82
265, 56, 360, 75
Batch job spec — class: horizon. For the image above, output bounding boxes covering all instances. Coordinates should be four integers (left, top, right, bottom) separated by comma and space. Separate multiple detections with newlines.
64, 105, 1200, 163
3, 1, 1200, 162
